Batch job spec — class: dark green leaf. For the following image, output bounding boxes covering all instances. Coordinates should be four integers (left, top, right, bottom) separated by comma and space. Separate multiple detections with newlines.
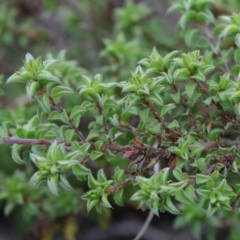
90, 151, 104, 161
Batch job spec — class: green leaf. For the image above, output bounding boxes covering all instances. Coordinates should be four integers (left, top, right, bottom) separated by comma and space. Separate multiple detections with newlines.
78, 143, 91, 155
185, 29, 202, 47
101, 194, 112, 208
46, 141, 59, 164
210, 171, 219, 182
168, 147, 182, 156
4, 201, 15, 216
122, 83, 138, 93
12, 144, 25, 164
47, 174, 59, 196
26, 81, 40, 98
86, 130, 99, 141
114, 189, 124, 206
6, 73, 26, 85
137, 88, 149, 98
97, 169, 107, 183
232, 161, 239, 174
162, 167, 170, 184
186, 83, 197, 99
43, 59, 59, 71
72, 164, 91, 179
150, 198, 159, 216
175, 189, 193, 204
113, 168, 126, 184
209, 128, 224, 141
30, 153, 48, 166
206, 178, 215, 189
29, 171, 44, 188
160, 104, 176, 116
185, 185, 197, 202
16, 128, 27, 138
0, 126, 8, 137
215, 179, 227, 193
139, 108, 153, 123
190, 145, 205, 157
80, 87, 95, 95
37, 70, 61, 85
179, 11, 196, 29
37, 94, 51, 113
88, 174, 101, 188
64, 129, 75, 142
167, 3, 183, 13
25, 52, 35, 62
196, 158, 207, 172
146, 92, 163, 106
170, 92, 180, 104
203, 96, 212, 106
165, 196, 180, 214
196, 188, 211, 198
187, 92, 202, 107
173, 68, 190, 81
190, 71, 205, 81
51, 86, 74, 98
163, 51, 179, 68
90, 151, 104, 161
220, 24, 239, 38
196, 174, 210, 184
94, 141, 103, 151
59, 173, 73, 191
81, 75, 92, 86
173, 168, 189, 181
138, 58, 151, 68
206, 204, 217, 218
34, 57, 43, 69
168, 120, 180, 129
48, 110, 69, 124
130, 191, 142, 201
70, 106, 85, 126
88, 199, 99, 212
104, 99, 118, 109
182, 53, 191, 67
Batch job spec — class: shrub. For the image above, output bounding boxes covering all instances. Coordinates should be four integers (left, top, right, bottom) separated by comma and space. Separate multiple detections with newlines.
1, 0, 240, 239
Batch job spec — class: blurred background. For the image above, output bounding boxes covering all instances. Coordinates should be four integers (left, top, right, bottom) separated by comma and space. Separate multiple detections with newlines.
0, 0, 240, 239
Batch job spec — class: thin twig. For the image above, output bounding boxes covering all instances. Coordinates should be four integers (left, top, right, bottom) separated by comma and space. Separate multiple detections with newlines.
133, 211, 155, 240
171, 83, 200, 133
119, 121, 150, 136
48, 94, 86, 142
189, 141, 240, 149
2, 137, 240, 151
107, 178, 132, 194
95, 101, 113, 144
133, 141, 160, 240
142, 99, 180, 141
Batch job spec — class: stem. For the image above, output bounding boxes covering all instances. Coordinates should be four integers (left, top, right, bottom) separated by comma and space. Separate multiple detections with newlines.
191, 75, 239, 131
171, 83, 200, 133
48, 94, 86, 142
107, 178, 132, 194
133, 141, 160, 240
95, 101, 113, 144
2, 137, 240, 150
133, 211, 155, 240
142, 99, 180, 141
119, 121, 150, 136
189, 141, 240, 150
1, 137, 58, 146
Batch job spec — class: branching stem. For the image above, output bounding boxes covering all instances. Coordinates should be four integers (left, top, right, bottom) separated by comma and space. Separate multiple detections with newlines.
95, 101, 113, 144
48, 94, 86, 142
142, 99, 180, 141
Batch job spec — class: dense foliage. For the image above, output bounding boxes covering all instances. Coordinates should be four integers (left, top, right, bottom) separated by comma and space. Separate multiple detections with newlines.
1, 0, 240, 239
